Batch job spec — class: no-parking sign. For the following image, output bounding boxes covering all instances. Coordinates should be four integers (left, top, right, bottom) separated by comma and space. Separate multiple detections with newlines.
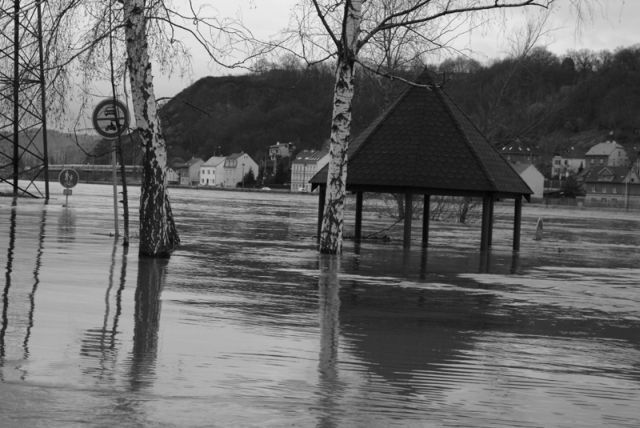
92, 98, 130, 139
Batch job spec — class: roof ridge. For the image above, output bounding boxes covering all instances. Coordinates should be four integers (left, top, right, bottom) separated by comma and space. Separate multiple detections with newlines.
439, 89, 533, 194
348, 84, 414, 164
436, 89, 498, 192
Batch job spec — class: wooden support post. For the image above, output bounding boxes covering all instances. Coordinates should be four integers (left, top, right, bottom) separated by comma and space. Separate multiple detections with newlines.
487, 195, 494, 248
480, 195, 490, 253
422, 194, 430, 247
513, 196, 522, 251
317, 185, 326, 243
355, 191, 363, 243
404, 193, 413, 248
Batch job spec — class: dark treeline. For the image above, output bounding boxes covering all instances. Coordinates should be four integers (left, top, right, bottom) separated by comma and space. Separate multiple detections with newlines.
158, 60, 412, 163
158, 45, 640, 174
443, 45, 640, 166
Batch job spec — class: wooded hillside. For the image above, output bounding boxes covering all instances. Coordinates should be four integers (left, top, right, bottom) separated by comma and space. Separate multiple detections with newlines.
158, 45, 640, 176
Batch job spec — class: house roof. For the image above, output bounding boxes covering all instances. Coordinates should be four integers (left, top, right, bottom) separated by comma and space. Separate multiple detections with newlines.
202, 156, 226, 167
585, 141, 625, 157
553, 145, 587, 158
583, 166, 630, 184
311, 72, 532, 198
169, 157, 186, 168
226, 152, 244, 161
510, 162, 535, 175
292, 149, 328, 165
173, 157, 203, 169
500, 139, 535, 156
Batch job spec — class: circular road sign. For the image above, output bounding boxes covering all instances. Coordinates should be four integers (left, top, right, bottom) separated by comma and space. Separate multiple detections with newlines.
59, 168, 79, 189
92, 98, 130, 139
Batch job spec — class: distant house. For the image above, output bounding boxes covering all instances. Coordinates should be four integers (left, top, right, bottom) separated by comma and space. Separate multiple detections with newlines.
499, 139, 538, 164
551, 146, 586, 178
199, 156, 226, 186
290, 149, 329, 192
584, 139, 628, 169
266, 141, 295, 178
221, 152, 259, 187
583, 166, 640, 208
268, 141, 294, 159
511, 162, 544, 200
175, 157, 204, 186
166, 167, 179, 184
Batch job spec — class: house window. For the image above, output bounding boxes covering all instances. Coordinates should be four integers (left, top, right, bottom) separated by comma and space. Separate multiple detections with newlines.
599, 159, 603, 165
554, 159, 561, 165
613, 187, 617, 194
591, 185, 596, 193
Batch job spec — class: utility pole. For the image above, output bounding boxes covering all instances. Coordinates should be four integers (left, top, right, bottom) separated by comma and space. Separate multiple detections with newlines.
0, 0, 50, 200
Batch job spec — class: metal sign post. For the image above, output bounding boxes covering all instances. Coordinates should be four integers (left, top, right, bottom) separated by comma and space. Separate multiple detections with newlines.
92, 98, 130, 239
59, 168, 79, 207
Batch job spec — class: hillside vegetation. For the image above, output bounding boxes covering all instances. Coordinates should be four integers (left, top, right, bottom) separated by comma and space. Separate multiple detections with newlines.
159, 46, 640, 177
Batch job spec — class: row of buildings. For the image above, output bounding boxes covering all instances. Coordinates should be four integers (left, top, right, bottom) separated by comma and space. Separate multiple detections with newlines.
168, 152, 259, 188
502, 137, 640, 209
167, 135, 640, 210
167, 145, 329, 192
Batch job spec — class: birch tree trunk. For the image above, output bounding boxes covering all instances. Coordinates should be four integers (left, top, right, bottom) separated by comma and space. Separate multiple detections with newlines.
319, 0, 362, 254
124, 0, 179, 257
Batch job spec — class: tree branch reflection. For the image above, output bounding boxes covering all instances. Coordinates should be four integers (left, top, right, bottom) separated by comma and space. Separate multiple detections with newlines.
317, 254, 342, 428
129, 257, 167, 391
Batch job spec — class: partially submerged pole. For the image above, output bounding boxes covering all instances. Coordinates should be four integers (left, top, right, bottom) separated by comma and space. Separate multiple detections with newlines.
354, 191, 363, 243
403, 193, 413, 248
480, 195, 491, 253
111, 140, 119, 237
317, 185, 326, 243
422, 194, 430, 247
513, 196, 522, 251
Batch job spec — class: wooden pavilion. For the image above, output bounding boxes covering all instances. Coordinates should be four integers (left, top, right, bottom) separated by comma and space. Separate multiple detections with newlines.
310, 73, 533, 253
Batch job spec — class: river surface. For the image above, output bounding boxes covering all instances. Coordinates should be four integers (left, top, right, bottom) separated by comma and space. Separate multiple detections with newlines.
1, 183, 639, 427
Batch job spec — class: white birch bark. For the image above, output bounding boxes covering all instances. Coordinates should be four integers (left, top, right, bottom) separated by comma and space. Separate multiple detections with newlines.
319, 0, 362, 254
123, 0, 179, 257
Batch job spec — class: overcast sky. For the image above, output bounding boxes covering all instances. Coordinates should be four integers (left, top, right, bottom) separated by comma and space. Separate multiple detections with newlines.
151, 0, 637, 99
67, 0, 637, 132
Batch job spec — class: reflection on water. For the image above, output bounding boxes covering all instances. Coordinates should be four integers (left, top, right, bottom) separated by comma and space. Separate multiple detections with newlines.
129, 257, 165, 391
57, 208, 76, 243
317, 255, 341, 428
23, 209, 47, 360
0, 185, 639, 427
0, 207, 16, 364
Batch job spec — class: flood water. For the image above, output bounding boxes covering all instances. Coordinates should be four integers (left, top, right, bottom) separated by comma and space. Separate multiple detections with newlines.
1, 183, 639, 427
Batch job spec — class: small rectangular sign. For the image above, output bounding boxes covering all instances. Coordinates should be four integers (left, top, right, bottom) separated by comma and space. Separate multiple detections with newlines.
63, 189, 72, 196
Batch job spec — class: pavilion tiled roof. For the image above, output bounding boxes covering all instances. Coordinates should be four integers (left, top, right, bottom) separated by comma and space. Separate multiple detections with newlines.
311, 73, 532, 198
